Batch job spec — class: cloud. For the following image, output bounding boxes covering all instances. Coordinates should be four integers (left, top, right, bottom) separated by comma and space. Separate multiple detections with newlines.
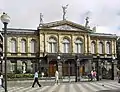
0, 0, 119, 35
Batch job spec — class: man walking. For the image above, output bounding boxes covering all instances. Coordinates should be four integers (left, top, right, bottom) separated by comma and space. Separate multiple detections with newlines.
32, 70, 41, 87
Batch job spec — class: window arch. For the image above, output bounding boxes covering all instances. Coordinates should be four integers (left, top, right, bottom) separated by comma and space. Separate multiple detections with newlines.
63, 38, 70, 53
75, 38, 83, 53
91, 41, 96, 54
48, 37, 57, 53
21, 39, 26, 53
106, 42, 111, 54
10, 39, 17, 53
99, 42, 104, 54
30, 39, 36, 53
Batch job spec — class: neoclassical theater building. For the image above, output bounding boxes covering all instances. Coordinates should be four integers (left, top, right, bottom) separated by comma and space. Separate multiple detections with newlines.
0, 19, 117, 78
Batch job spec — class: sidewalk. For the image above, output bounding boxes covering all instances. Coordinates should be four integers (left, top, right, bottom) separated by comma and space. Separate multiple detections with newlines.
0, 86, 4, 92
7, 76, 119, 83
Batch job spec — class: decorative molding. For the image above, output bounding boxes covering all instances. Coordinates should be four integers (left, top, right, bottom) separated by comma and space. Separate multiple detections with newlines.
50, 25, 78, 30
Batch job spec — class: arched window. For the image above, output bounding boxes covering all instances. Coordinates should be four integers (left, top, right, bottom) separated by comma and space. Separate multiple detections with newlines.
11, 39, 17, 53
48, 37, 57, 53
75, 39, 83, 53
30, 39, 36, 53
63, 38, 70, 53
91, 41, 96, 54
99, 42, 104, 54
21, 39, 26, 53
106, 42, 111, 54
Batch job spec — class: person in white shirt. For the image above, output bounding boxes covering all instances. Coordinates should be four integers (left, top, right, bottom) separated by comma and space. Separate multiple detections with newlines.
55, 70, 59, 85
0, 72, 4, 88
32, 70, 41, 87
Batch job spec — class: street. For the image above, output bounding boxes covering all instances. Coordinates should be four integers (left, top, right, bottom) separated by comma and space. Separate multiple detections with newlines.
0, 80, 120, 92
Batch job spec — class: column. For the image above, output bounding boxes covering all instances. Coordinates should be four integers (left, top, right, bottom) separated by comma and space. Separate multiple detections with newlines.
84, 35, 87, 54
114, 41, 116, 55
44, 33, 46, 53
104, 41, 106, 54
87, 35, 91, 54
57, 34, 60, 53
27, 38, 31, 56
111, 40, 114, 54
17, 37, 21, 56
71, 34, 73, 53
96, 39, 99, 55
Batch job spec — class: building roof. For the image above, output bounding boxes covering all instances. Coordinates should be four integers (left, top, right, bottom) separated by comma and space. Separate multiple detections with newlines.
0, 20, 117, 38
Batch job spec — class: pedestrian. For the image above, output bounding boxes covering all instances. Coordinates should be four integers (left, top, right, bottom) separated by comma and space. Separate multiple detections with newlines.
41, 72, 44, 78
117, 68, 120, 83
32, 70, 41, 87
0, 72, 4, 88
55, 70, 59, 85
93, 70, 96, 81
91, 70, 94, 81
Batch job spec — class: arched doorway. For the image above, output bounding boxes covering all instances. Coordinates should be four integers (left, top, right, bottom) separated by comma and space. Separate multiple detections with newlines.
63, 59, 75, 76
49, 60, 57, 76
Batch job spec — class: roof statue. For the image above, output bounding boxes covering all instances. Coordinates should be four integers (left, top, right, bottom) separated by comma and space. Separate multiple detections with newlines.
85, 17, 89, 28
92, 26, 96, 32
62, 4, 69, 20
39, 13, 43, 26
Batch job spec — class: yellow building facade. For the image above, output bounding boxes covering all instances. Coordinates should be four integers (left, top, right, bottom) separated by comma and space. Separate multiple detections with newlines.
0, 20, 117, 79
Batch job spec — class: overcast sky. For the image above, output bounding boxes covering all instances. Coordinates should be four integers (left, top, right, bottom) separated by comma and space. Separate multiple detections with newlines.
0, 0, 120, 35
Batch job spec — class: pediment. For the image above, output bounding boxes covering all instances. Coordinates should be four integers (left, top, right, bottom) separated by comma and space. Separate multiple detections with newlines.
41, 20, 88, 31
50, 24, 79, 30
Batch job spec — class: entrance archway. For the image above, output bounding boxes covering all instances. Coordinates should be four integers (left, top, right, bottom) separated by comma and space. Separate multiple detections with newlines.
63, 59, 75, 76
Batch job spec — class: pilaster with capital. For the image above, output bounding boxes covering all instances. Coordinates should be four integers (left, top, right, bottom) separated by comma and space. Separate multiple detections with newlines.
84, 35, 87, 54
17, 37, 21, 56
96, 39, 99, 55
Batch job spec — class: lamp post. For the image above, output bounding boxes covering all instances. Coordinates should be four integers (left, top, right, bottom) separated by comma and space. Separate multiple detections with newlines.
68, 63, 70, 82
39, 59, 41, 72
57, 55, 61, 71
111, 56, 115, 80
75, 55, 78, 82
77, 59, 80, 82
96, 56, 100, 81
57, 54, 63, 79
0, 12, 10, 92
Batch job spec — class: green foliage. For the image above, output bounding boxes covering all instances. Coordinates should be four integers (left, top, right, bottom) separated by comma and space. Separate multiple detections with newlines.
15, 69, 22, 74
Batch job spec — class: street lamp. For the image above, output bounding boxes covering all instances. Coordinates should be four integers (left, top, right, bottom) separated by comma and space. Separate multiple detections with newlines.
77, 59, 80, 82
39, 59, 41, 72
1, 12, 10, 92
57, 55, 61, 71
111, 56, 115, 80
